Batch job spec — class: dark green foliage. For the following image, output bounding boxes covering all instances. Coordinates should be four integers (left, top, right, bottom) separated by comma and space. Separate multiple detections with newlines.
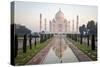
87, 34, 89, 46
40, 34, 53, 43
67, 33, 96, 51
87, 20, 96, 35
29, 34, 32, 49
67, 20, 97, 51
80, 34, 83, 44
15, 35, 18, 57
33, 32, 40, 46
91, 34, 95, 50
15, 37, 52, 65
15, 24, 31, 36
23, 34, 27, 53
77, 34, 80, 41
79, 24, 86, 35
76, 34, 78, 41
34, 37, 37, 47
40, 34, 43, 43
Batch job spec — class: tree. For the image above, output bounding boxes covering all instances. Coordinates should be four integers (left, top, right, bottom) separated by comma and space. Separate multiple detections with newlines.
15, 35, 18, 57
87, 34, 89, 46
79, 24, 86, 44
95, 22, 97, 36
40, 33, 43, 43
23, 34, 27, 53
87, 20, 96, 50
87, 20, 96, 35
29, 34, 32, 49
33, 32, 39, 47
91, 34, 95, 50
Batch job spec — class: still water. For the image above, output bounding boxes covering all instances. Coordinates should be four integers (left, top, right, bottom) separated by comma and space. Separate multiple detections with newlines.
42, 35, 78, 64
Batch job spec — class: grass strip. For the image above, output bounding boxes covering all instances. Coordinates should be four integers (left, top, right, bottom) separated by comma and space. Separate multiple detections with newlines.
68, 38, 97, 61
15, 38, 53, 65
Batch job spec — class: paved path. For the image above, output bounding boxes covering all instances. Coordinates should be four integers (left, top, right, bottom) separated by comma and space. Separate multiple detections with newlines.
65, 38, 92, 61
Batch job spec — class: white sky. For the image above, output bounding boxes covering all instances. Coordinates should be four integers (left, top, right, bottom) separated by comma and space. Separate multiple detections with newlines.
14, 1, 98, 32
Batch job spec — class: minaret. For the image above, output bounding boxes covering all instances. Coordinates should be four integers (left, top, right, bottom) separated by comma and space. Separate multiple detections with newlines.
40, 13, 42, 32
72, 19, 74, 33
65, 23, 67, 33
53, 23, 55, 33
64, 19, 67, 33
68, 21, 70, 33
76, 15, 79, 33
49, 20, 52, 32
44, 18, 47, 32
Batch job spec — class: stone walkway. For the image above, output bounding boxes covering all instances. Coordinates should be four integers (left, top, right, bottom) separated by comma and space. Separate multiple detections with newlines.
65, 38, 92, 62
26, 37, 55, 65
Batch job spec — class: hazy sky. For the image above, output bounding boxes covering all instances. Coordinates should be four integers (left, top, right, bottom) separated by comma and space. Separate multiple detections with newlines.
14, 1, 98, 32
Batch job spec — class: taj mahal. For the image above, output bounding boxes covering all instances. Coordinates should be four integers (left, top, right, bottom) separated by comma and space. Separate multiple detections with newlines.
51, 9, 68, 34
40, 9, 79, 34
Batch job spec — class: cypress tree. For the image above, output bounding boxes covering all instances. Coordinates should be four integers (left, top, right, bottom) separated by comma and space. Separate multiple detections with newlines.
15, 34, 18, 57
80, 34, 83, 44
91, 34, 95, 50
34, 37, 37, 47
40, 34, 43, 43
29, 34, 32, 49
23, 34, 27, 53
87, 34, 89, 46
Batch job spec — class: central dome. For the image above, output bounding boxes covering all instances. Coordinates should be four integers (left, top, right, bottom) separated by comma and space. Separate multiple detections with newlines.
55, 9, 64, 21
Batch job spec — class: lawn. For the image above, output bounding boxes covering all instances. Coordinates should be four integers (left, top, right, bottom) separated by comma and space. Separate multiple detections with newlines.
68, 38, 97, 61
15, 38, 53, 65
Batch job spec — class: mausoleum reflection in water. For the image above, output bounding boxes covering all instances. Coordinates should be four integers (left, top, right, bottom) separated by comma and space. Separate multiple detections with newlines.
42, 35, 78, 64
53, 41, 67, 60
